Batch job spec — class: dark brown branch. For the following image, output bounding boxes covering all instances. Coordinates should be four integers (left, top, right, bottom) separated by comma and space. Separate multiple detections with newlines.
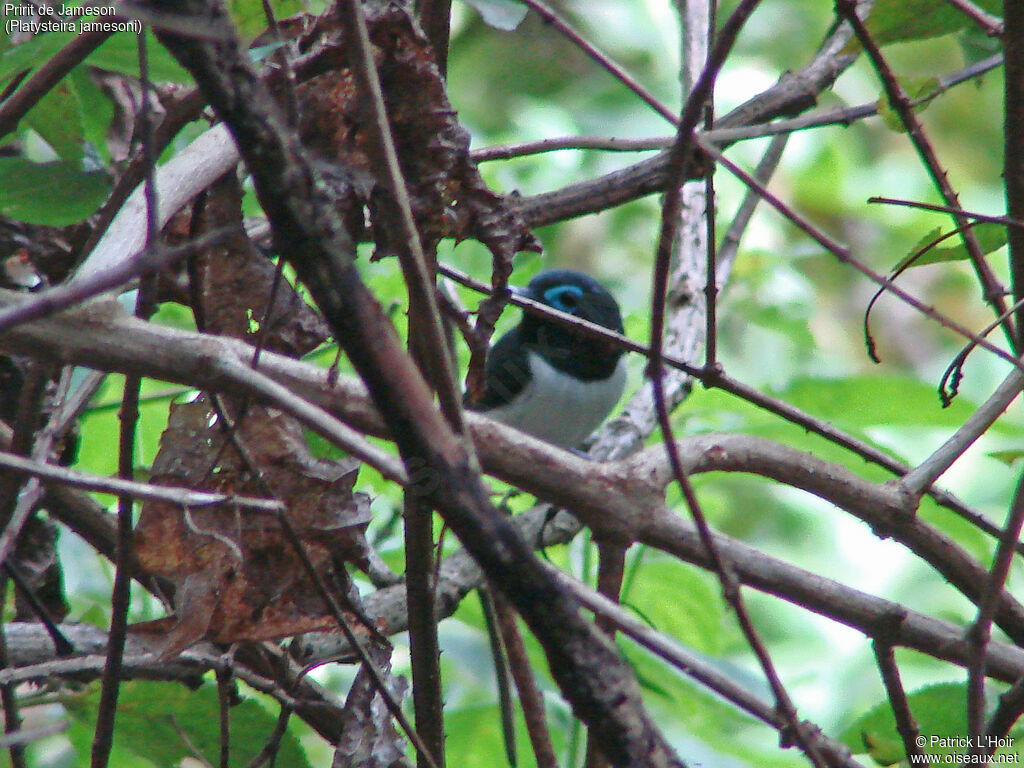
404, 496, 445, 768
414, 0, 451, 75
872, 641, 925, 766
336, 0, 455, 758
8, 296, 1024, 645
0, 579, 24, 768
647, 2, 825, 763
92, 62, 161, 756
492, 589, 560, 768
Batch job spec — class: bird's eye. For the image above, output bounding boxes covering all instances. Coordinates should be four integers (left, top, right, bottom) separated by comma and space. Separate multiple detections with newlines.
544, 285, 583, 313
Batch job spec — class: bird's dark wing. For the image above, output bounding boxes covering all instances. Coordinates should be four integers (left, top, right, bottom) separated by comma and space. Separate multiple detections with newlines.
465, 326, 532, 411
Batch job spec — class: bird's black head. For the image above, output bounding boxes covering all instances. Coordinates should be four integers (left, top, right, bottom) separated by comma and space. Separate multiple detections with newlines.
518, 269, 624, 334
511, 269, 624, 380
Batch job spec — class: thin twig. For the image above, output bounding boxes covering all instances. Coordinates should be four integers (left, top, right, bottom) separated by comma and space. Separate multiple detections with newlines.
872, 641, 926, 766
167, 714, 215, 768
0, 577, 24, 768
471, 135, 671, 162
0, 364, 57, 569
939, 298, 1024, 407
479, 586, 518, 768
92, 37, 160, 765
0, 450, 286, 513
1004, 0, 1024, 352
647, 0, 827, 763
467, 51, 1002, 166
405, 493, 446, 768
717, 134, 789, 269
274, 512, 443, 768
491, 589, 560, 768
863, 221, 984, 365
518, 0, 676, 124
336, 0, 464, 435
698, 138, 1024, 374
902, 367, 1024, 496
869, 196, 1024, 229
3, 563, 72, 655
554, 569, 861, 767
244, 705, 291, 768
837, 0, 1012, 342
216, 663, 232, 768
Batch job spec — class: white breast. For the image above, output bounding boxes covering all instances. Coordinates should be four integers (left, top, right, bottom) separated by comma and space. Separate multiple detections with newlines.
484, 351, 627, 448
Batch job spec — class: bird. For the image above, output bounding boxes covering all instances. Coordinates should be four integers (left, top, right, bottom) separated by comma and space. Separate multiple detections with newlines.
467, 269, 627, 448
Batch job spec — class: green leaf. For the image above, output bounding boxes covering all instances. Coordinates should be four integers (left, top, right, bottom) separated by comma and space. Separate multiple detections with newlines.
462, 0, 528, 31
228, 0, 308, 40
64, 681, 311, 768
840, 681, 968, 764
0, 31, 73, 86
861, 0, 1001, 47
71, 67, 115, 164
87, 31, 193, 83
774, 375, 1011, 431
896, 222, 1007, 269
0, 158, 110, 225
841, 682, 1024, 765
25, 80, 85, 163
958, 25, 1003, 65
0, 27, 190, 86
623, 559, 724, 655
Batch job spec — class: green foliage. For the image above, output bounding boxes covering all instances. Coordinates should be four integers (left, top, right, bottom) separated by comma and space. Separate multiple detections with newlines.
0, 29, 190, 86
776, 375, 1014, 431
0, 158, 110, 224
622, 558, 725, 655
841, 681, 1024, 766
86, 31, 193, 83
896, 223, 1008, 269
988, 448, 1024, 466
62, 681, 310, 768
24, 80, 86, 164
862, 0, 1001, 46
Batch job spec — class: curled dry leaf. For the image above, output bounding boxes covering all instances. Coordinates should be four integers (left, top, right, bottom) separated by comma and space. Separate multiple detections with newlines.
133, 397, 374, 657
279, 1, 539, 398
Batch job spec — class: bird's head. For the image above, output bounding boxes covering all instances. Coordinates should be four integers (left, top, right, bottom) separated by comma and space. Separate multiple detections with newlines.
515, 269, 624, 335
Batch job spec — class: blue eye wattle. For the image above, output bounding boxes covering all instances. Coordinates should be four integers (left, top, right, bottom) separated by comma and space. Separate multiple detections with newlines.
543, 285, 584, 312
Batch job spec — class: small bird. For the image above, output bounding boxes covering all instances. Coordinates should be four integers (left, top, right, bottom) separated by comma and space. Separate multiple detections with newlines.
468, 269, 627, 448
